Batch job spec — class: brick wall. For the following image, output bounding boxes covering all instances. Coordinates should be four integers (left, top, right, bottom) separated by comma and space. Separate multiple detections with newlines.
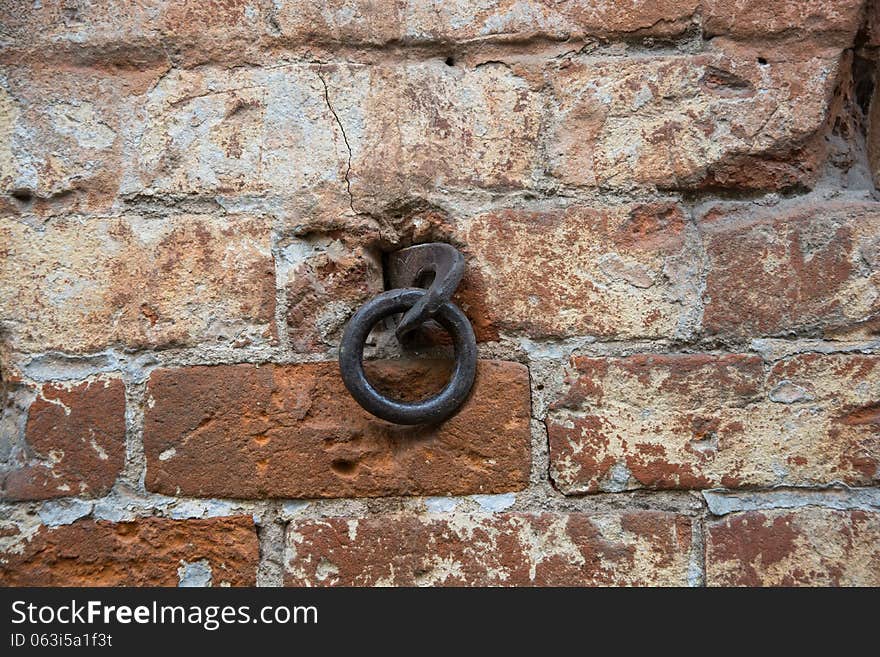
1, 0, 879, 587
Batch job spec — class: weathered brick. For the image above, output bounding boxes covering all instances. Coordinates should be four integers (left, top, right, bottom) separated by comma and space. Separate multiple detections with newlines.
130, 64, 352, 223
369, 44, 841, 199
0, 0, 265, 68
767, 354, 880, 482
864, 0, 880, 48
701, 202, 880, 338
285, 511, 694, 586
869, 81, 880, 189
706, 508, 880, 587
157, 0, 267, 67
328, 61, 544, 210
282, 239, 383, 352
144, 360, 531, 498
0, 516, 259, 586
1, 0, 704, 62
548, 40, 842, 192
460, 203, 695, 340
0, 5, 860, 202
322, 41, 845, 201
1, 379, 126, 501
270, 0, 406, 46
4, 1, 864, 63
272, 0, 702, 47
0, 213, 275, 353
547, 353, 880, 493
1, 0, 876, 592
0, 64, 157, 214
703, 0, 865, 44
63, 39, 850, 211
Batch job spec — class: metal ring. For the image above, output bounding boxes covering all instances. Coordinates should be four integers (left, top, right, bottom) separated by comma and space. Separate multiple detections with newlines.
338, 288, 477, 425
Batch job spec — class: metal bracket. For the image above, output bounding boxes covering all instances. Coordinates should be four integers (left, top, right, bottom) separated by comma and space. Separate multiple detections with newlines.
385, 243, 465, 339
338, 243, 476, 425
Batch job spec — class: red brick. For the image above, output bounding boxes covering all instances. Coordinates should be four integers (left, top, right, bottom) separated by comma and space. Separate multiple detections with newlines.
700, 202, 880, 338
547, 353, 880, 493
0, 516, 259, 586
144, 360, 531, 498
1, 379, 126, 501
706, 508, 880, 586
285, 511, 693, 586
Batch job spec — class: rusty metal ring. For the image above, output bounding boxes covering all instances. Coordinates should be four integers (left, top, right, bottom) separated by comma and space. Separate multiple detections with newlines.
338, 288, 477, 425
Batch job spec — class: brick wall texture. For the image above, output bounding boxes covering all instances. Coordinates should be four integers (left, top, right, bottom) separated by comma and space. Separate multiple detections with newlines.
2, 0, 880, 587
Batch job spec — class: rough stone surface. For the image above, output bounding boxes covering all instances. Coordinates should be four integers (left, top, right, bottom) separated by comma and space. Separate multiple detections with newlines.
1, 379, 126, 501
461, 203, 695, 340
285, 511, 694, 586
700, 201, 880, 339
705, 508, 880, 586
144, 361, 531, 498
0, 516, 259, 586
0, 213, 275, 353
547, 353, 880, 493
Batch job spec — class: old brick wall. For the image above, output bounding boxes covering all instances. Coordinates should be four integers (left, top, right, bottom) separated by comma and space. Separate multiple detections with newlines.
1, 0, 880, 587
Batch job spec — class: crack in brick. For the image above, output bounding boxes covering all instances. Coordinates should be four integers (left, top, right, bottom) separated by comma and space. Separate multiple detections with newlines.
317, 71, 356, 215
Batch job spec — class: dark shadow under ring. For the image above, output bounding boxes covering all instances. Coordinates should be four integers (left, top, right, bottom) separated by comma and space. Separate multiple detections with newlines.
338, 288, 477, 425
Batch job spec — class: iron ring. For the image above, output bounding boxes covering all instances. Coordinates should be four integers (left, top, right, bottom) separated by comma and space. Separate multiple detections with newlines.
338, 288, 477, 425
